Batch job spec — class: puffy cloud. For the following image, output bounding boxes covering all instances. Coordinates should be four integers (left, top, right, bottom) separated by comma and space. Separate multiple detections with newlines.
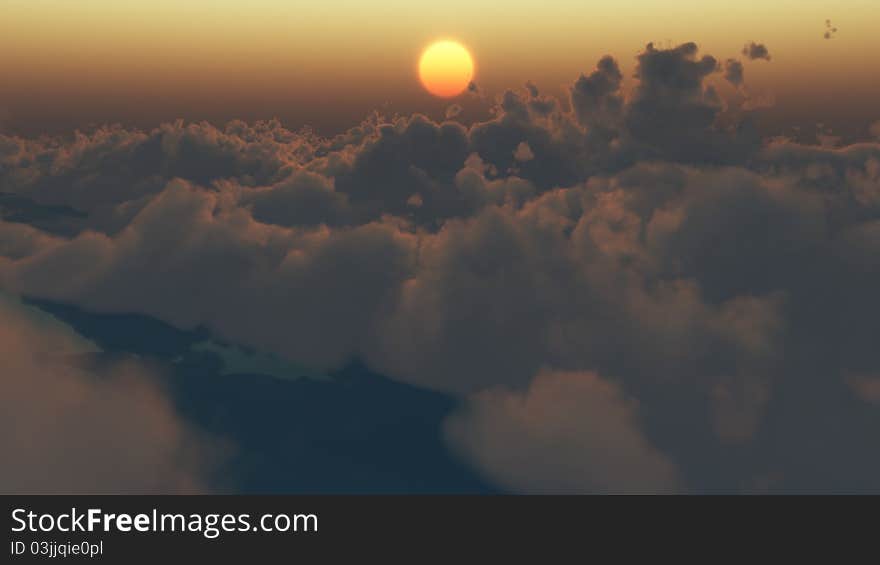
2, 180, 415, 371
724, 59, 745, 86
444, 369, 679, 493
333, 115, 472, 223
0, 121, 299, 214
0, 293, 222, 493
365, 170, 790, 400
570, 55, 623, 128
237, 170, 352, 227
625, 43, 759, 164
742, 42, 771, 60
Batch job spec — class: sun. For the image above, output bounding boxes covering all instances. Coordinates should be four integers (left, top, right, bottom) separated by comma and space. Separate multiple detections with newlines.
418, 40, 474, 98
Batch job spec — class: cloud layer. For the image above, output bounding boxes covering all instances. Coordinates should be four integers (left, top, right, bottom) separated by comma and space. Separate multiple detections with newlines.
2, 42, 879, 492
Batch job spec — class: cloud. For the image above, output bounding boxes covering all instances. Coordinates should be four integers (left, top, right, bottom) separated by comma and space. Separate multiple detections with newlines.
742, 42, 771, 60
2, 41, 880, 492
445, 104, 463, 119
870, 120, 880, 140
238, 170, 351, 227
570, 55, 623, 128
724, 59, 745, 86
444, 369, 679, 493
512, 141, 534, 162
624, 42, 760, 163
0, 293, 223, 493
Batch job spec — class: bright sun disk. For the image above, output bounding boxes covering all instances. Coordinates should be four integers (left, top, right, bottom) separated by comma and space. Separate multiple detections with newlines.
418, 40, 474, 98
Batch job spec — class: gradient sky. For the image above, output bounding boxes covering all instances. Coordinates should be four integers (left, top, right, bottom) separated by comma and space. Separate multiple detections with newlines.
2, 0, 878, 135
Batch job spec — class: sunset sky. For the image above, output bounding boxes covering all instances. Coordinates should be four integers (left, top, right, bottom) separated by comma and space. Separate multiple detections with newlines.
3, 1, 880, 495
2, 1, 878, 135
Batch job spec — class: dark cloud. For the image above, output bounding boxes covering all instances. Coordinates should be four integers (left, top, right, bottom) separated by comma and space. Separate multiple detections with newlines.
2, 41, 880, 493
742, 41, 771, 60
724, 58, 745, 86
527, 95, 557, 118
570, 55, 623, 130
524, 81, 539, 98
333, 115, 472, 223
238, 170, 352, 227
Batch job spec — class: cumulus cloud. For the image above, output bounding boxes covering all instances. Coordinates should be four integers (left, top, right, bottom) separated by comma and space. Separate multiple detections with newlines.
742, 42, 771, 60
238, 170, 351, 227
624, 43, 761, 163
724, 59, 745, 86
2, 41, 880, 492
0, 293, 222, 493
445, 369, 679, 493
570, 55, 623, 128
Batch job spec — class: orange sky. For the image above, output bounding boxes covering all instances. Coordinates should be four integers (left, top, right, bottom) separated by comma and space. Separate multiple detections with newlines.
1, 1, 878, 135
